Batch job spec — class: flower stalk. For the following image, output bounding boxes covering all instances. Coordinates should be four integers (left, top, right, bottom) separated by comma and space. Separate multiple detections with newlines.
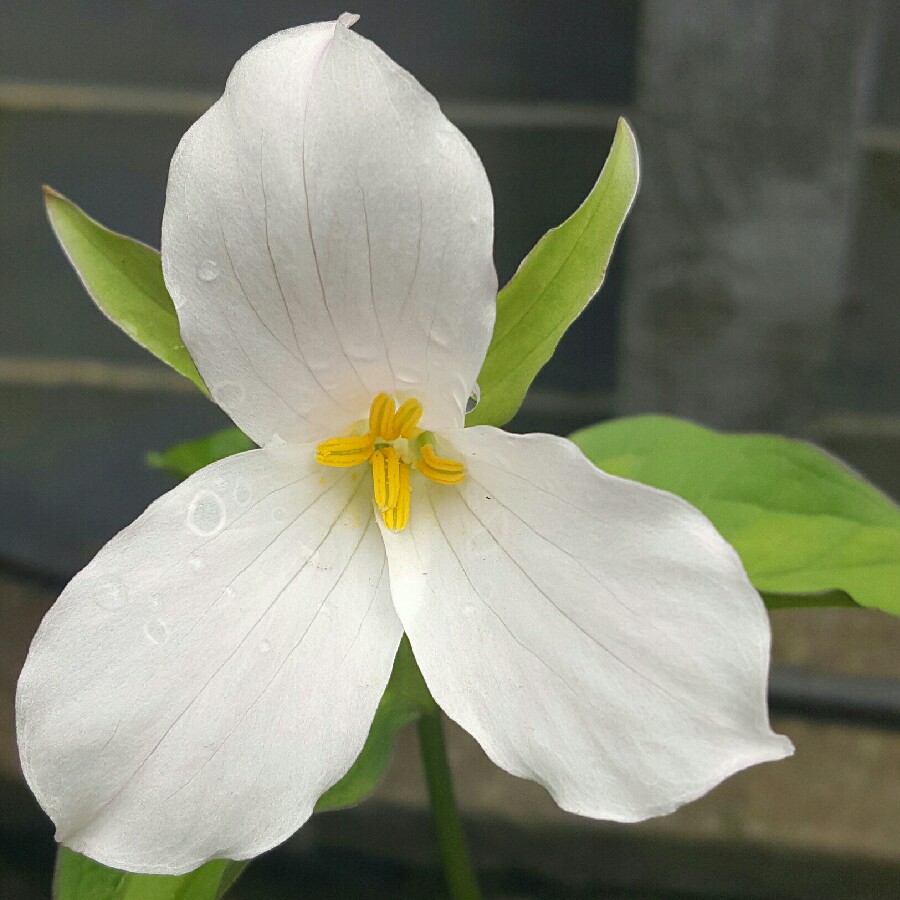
417, 709, 482, 900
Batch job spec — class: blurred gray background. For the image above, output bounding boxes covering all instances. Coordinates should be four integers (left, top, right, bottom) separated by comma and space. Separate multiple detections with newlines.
1, 2, 898, 898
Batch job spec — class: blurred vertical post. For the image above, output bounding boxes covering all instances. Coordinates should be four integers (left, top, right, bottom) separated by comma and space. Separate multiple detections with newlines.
618, 1, 883, 431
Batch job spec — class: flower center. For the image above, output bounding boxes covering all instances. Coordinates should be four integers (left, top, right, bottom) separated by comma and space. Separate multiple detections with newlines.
315, 393, 465, 531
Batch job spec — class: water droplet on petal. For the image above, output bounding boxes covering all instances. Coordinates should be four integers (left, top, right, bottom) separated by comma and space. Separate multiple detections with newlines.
461, 603, 475, 618
212, 381, 245, 407
233, 479, 251, 505
144, 618, 169, 645
259, 639, 272, 654
272, 507, 288, 524
188, 554, 205, 571
197, 259, 219, 282
320, 601, 334, 621
465, 383, 481, 414
186, 490, 226, 537
95, 581, 127, 611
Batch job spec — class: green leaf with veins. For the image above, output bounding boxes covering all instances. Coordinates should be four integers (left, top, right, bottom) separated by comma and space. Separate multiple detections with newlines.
572, 415, 900, 614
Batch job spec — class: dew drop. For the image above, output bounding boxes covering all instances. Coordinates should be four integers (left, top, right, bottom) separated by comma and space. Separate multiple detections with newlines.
144, 618, 169, 645
461, 603, 475, 618
259, 639, 272, 654
213, 381, 245, 407
188, 554, 205, 571
221, 586, 240, 624
465, 383, 481, 414
197, 259, 219, 282
233, 479, 251, 505
95, 581, 127, 611
186, 490, 226, 537
272, 506, 288, 524
310, 546, 335, 571
465, 531, 497, 560
320, 601, 334, 621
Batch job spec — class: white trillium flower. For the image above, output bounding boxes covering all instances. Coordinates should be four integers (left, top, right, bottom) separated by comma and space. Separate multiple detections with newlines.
17, 15, 792, 876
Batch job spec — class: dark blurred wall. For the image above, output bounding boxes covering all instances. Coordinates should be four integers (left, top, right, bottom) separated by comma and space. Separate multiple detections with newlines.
619, 1, 891, 430
617, 0, 899, 500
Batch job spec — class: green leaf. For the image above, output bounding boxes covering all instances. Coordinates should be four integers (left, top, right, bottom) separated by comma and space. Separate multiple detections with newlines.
572, 415, 900, 615
147, 428, 255, 480
43, 186, 207, 395
467, 117, 639, 428
316, 636, 436, 810
54, 847, 246, 900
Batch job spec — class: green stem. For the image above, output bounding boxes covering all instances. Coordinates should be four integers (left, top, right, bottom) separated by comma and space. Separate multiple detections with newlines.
416, 710, 482, 900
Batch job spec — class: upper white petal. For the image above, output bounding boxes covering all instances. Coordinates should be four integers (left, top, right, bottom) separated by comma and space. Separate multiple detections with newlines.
381, 427, 792, 822
16, 446, 401, 874
162, 18, 497, 443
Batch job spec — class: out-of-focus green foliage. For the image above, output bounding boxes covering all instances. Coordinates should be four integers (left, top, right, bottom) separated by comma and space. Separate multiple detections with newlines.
54, 848, 245, 900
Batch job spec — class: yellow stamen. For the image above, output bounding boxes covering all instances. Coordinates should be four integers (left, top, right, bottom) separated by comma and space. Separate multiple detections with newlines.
392, 398, 424, 438
382, 447, 401, 509
316, 433, 375, 467
417, 443, 465, 485
383, 463, 411, 531
371, 450, 387, 507
368, 392, 395, 439
317, 395, 464, 530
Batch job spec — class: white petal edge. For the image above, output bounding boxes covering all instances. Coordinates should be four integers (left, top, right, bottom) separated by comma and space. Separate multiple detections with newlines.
162, 17, 497, 444
17, 445, 401, 874
381, 427, 792, 822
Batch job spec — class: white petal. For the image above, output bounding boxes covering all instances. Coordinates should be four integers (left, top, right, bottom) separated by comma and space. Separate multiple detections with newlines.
162, 18, 497, 443
17, 446, 400, 874
382, 427, 792, 822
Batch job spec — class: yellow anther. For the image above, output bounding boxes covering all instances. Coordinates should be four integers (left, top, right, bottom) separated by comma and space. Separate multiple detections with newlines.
383, 447, 401, 509
392, 398, 424, 438
371, 450, 387, 508
417, 443, 465, 485
368, 393, 395, 439
316, 434, 375, 467
317, 395, 456, 531
371, 447, 401, 510
382, 463, 411, 531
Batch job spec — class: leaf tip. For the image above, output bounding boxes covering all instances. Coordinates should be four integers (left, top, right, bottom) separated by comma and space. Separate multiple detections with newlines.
614, 116, 640, 184
42, 183, 59, 212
